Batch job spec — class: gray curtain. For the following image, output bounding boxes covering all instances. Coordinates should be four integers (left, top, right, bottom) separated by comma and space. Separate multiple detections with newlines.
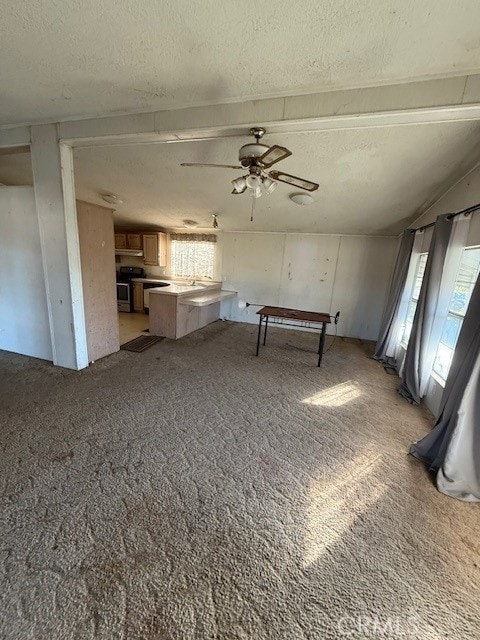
373, 230, 415, 363
410, 273, 480, 501
398, 215, 453, 404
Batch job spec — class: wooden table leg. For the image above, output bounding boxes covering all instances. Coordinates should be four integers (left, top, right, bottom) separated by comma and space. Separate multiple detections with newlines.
256, 314, 263, 356
317, 322, 327, 367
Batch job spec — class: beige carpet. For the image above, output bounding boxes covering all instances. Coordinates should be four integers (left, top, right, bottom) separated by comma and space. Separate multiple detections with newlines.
1, 321, 479, 639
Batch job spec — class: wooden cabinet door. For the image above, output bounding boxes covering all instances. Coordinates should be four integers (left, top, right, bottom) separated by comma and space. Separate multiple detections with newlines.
143, 234, 158, 265
133, 282, 144, 312
114, 233, 127, 249
158, 232, 167, 267
127, 233, 142, 250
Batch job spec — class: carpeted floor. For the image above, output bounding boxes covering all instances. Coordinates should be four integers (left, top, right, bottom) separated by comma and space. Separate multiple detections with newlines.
1, 321, 479, 639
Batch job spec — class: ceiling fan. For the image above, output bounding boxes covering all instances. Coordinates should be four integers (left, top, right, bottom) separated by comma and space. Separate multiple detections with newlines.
181, 127, 319, 199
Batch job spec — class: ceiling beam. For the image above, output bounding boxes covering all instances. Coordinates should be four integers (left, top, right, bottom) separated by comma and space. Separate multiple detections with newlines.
0, 145, 30, 156
50, 74, 480, 148
0, 127, 31, 148
2, 74, 480, 149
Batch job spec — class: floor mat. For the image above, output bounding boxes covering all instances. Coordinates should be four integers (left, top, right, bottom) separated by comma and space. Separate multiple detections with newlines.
120, 335, 164, 352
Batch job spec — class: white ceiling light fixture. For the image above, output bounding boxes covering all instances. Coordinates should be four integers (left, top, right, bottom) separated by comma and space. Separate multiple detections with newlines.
245, 174, 261, 190
263, 176, 277, 194
290, 193, 314, 206
101, 193, 123, 205
232, 176, 247, 194
183, 219, 198, 228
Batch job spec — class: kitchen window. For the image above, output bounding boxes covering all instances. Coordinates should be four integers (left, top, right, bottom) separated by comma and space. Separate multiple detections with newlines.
401, 252, 428, 347
432, 246, 480, 381
170, 233, 216, 279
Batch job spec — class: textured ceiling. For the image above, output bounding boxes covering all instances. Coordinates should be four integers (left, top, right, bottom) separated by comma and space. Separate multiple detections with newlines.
2, 123, 480, 234
2, 0, 480, 126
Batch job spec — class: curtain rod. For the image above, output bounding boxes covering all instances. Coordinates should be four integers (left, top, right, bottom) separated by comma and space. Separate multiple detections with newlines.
410, 203, 480, 233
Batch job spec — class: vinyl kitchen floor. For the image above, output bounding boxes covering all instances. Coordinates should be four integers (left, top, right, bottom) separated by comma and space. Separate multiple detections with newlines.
118, 311, 149, 345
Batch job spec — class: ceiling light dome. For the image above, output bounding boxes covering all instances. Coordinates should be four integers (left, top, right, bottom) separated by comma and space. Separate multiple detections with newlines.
101, 193, 123, 205
290, 193, 314, 206
183, 219, 198, 228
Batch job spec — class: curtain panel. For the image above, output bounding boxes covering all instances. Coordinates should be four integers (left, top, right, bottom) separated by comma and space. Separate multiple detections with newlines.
373, 230, 415, 364
410, 273, 480, 502
398, 214, 470, 404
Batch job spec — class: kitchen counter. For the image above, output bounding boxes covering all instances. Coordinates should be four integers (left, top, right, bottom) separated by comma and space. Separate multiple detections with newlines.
148, 281, 237, 339
131, 278, 223, 313
179, 290, 237, 306
147, 282, 221, 297
132, 277, 220, 285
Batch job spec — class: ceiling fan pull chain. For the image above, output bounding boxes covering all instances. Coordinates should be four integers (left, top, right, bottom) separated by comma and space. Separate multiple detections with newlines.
251, 195, 255, 222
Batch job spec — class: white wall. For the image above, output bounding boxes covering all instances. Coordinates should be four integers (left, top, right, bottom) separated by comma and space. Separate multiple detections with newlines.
220, 232, 397, 341
410, 164, 480, 416
0, 186, 52, 360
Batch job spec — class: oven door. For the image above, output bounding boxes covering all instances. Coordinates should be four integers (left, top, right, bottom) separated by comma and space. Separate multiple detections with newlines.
116, 282, 131, 312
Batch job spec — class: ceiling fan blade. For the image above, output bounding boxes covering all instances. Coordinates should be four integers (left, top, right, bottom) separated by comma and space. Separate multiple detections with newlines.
258, 145, 292, 168
269, 170, 319, 192
181, 162, 243, 169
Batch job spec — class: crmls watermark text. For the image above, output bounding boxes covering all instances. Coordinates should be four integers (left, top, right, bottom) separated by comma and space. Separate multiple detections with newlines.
337, 615, 420, 637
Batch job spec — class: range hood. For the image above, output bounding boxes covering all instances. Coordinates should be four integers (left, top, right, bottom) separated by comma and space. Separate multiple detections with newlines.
114, 248, 144, 257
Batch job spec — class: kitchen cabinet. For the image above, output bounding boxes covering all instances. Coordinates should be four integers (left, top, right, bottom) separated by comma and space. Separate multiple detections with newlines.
133, 281, 144, 312
127, 233, 142, 251
114, 233, 127, 249
115, 232, 143, 251
114, 228, 167, 266
143, 232, 167, 266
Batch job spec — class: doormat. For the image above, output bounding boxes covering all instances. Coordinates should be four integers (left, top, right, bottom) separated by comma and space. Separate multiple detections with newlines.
383, 365, 397, 375
121, 335, 164, 352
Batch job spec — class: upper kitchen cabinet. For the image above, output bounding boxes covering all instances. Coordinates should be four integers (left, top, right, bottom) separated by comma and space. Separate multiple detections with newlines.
127, 233, 142, 251
143, 232, 167, 266
115, 232, 143, 251
114, 233, 127, 250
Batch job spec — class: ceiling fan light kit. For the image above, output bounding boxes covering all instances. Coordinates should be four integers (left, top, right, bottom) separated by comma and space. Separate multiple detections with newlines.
232, 176, 247, 194
263, 176, 277, 195
245, 174, 262, 190
181, 127, 319, 220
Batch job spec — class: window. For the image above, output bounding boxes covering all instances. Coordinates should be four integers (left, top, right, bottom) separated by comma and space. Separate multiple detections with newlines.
401, 252, 428, 346
170, 233, 216, 279
433, 246, 480, 380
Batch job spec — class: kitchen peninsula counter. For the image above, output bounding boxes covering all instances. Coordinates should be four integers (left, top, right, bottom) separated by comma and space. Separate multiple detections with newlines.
147, 281, 236, 339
